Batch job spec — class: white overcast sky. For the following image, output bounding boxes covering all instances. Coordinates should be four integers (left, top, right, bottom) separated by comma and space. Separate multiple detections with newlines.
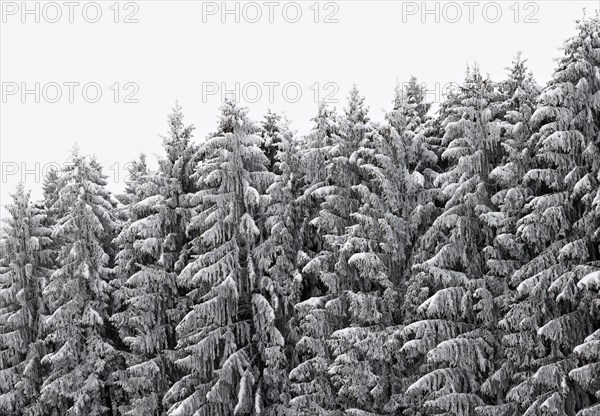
1, 0, 598, 218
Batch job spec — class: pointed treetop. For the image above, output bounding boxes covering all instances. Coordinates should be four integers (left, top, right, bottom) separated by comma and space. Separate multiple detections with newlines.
392, 76, 431, 118
502, 53, 539, 99
506, 53, 528, 82
164, 102, 195, 147
168, 101, 185, 132
213, 97, 255, 136
345, 84, 369, 125
6, 182, 30, 216
262, 108, 282, 131
309, 101, 339, 139
465, 62, 482, 83
70, 142, 80, 158
42, 166, 61, 208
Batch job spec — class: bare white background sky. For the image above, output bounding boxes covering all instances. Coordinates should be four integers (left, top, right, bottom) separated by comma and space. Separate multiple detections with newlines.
1, 0, 598, 218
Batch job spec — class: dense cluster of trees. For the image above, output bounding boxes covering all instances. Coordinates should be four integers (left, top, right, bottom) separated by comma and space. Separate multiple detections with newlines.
1, 15, 600, 416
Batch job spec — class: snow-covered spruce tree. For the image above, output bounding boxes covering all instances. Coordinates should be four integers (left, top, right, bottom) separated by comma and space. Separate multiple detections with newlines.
260, 109, 286, 174
380, 78, 444, 414
37, 148, 119, 415
393, 76, 430, 123
474, 54, 542, 415
327, 97, 419, 414
389, 76, 432, 176
110, 106, 198, 415
253, 111, 290, 252
164, 100, 275, 415
309, 86, 382, 414
285, 102, 341, 415
0, 184, 53, 416
310, 86, 370, 320
42, 167, 62, 212
499, 15, 600, 416
40, 166, 65, 258
290, 88, 381, 415
386, 77, 436, 263
110, 157, 169, 416
157, 104, 199, 275
39, 165, 65, 313
398, 66, 505, 415
567, 16, 600, 416
298, 101, 341, 257
111, 152, 155, 300
115, 153, 151, 207
296, 102, 341, 288
253, 112, 301, 415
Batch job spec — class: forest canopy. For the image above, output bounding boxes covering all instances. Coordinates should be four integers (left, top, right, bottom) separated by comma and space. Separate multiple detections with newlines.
1, 14, 600, 416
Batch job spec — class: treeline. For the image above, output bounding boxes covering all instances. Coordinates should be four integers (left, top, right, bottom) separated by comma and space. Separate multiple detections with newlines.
1, 15, 600, 416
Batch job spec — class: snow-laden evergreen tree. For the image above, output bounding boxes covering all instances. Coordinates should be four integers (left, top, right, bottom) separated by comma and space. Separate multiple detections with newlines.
37, 148, 119, 415
110, 161, 168, 416
111, 152, 155, 301
386, 77, 436, 262
114, 153, 151, 207
398, 66, 505, 415
290, 88, 384, 415
301, 86, 381, 414
297, 101, 341, 267
475, 54, 542, 415
111, 106, 198, 416
286, 102, 341, 415
164, 100, 275, 416
327, 96, 414, 415
39, 165, 65, 316
42, 167, 62, 212
565, 16, 600, 415
308, 86, 370, 323
253, 112, 301, 415
380, 78, 443, 414
393, 76, 430, 123
260, 109, 285, 174
389, 76, 432, 176
41, 165, 63, 236
500, 14, 600, 416
157, 104, 199, 274
0, 184, 52, 416
294, 102, 341, 295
